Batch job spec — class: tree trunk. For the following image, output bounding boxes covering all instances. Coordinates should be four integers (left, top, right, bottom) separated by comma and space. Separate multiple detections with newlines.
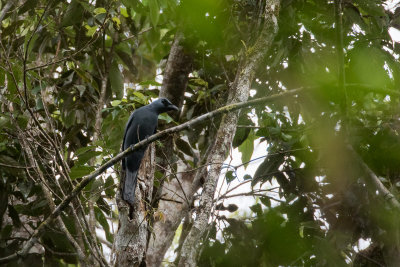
114, 144, 155, 266
177, 1, 280, 265
146, 32, 193, 267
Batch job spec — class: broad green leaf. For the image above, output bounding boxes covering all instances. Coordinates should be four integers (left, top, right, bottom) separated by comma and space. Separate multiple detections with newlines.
17, 115, 28, 130
176, 138, 193, 156
104, 176, 115, 198
238, 130, 255, 169
85, 24, 98, 37
18, 0, 38, 14
109, 61, 124, 99
112, 17, 121, 29
61, 0, 84, 27
148, 0, 160, 27
250, 203, 262, 215
354, 0, 386, 16
260, 197, 271, 207
69, 165, 95, 180
158, 113, 174, 123
111, 100, 122, 106
89, 178, 103, 202
252, 153, 285, 186
94, 7, 107, 14
76, 150, 102, 165
95, 206, 113, 242
7, 205, 21, 227
121, 7, 129, 17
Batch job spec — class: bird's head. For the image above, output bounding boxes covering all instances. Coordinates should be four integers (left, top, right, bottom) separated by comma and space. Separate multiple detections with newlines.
150, 98, 179, 114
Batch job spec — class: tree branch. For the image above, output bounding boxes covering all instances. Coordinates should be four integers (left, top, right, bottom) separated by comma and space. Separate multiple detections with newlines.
3, 82, 393, 263
177, 0, 281, 264
0, 87, 302, 264
347, 145, 400, 209
0, 0, 15, 26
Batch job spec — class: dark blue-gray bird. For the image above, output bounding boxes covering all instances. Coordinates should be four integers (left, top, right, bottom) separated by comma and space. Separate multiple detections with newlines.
122, 98, 178, 206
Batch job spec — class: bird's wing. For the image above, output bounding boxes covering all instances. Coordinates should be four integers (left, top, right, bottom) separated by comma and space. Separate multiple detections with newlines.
122, 112, 136, 153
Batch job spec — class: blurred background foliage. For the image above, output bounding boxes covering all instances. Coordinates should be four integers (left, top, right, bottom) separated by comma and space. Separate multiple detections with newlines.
1, 0, 400, 266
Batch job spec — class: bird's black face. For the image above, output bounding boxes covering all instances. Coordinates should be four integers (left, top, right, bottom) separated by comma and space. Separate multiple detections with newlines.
152, 98, 179, 114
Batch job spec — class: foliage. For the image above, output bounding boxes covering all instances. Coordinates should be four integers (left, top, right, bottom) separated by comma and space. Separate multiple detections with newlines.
1, 0, 400, 266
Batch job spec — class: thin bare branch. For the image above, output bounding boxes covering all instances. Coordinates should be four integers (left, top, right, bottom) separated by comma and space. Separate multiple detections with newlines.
0, 88, 303, 264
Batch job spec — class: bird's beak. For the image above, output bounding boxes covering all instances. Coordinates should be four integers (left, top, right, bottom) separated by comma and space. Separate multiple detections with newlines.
170, 105, 179, 111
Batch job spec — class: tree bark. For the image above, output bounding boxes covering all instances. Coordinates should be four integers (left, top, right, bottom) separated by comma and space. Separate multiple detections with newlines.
0, 88, 304, 265
159, 32, 191, 112
146, 32, 193, 267
147, 170, 198, 266
114, 144, 156, 266
177, 1, 280, 265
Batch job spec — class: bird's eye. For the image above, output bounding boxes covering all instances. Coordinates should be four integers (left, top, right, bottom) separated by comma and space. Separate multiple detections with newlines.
161, 99, 169, 106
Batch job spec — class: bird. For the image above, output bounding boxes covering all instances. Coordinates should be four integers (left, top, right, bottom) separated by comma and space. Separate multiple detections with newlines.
121, 98, 179, 206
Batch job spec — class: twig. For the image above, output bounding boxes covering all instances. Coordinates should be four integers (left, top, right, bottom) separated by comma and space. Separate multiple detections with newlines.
0, 0, 15, 26
121, 26, 154, 42
159, 148, 190, 206
0, 88, 304, 264
0, 162, 33, 169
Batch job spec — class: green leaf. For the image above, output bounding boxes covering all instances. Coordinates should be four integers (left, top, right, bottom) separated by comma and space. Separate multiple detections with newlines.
94, 7, 107, 14
243, 174, 252, 180
132, 91, 148, 103
85, 24, 98, 37
111, 100, 122, 106
238, 130, 254, 169
18, 0, 38, 14
232, 114, 253, 148
61, 0, 84, 27
250, 203, 262, 215
1, 225, 13, 239
116, 49, 137, 75
17, 115, 28, 130
76, 150, 101, 165
158, 113, 174, 123
69, 165, 95, 180
6, 73, 17, 95
8, 205, 21, 227
90, 178, 103, 202
252, 152, 285, 186
299, 225, 304, 238
121, 7, 129, 17
104, 176, 115, 198
176, 138, 193, 156
354, 0, 386, 16
75, 145, 97, 155
260, 196, 271, 207
226, 171, 236, 183
0, 116, 9, 130
109, 60, 124, 99
112, 17, 121, 29
138, 80, 161, 86
227, 204, 238, 212
148, 0, 160, 27
95, 206, 113, 242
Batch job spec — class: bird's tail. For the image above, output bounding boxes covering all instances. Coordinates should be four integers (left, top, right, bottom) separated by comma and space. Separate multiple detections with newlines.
122, 169, 138, 207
